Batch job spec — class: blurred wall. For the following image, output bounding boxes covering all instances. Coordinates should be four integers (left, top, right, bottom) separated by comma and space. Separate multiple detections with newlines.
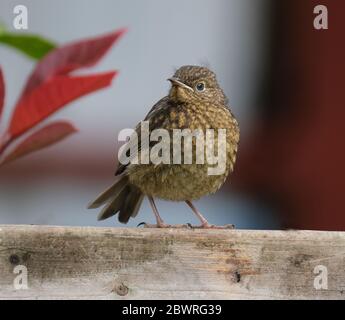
233, 0, 345, 231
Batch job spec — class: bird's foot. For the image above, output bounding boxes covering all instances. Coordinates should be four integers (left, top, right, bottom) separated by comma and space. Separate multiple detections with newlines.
137, 222, 193, 229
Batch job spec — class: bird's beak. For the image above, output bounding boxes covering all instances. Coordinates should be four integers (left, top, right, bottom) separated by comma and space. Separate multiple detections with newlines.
168, 77, 194, 92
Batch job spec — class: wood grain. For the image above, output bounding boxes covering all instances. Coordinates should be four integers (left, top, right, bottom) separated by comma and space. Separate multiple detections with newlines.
0, 225, 344, 299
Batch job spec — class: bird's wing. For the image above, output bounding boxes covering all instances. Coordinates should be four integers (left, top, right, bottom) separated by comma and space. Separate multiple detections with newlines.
115, 96, 171, 175
143, 96, 170, 121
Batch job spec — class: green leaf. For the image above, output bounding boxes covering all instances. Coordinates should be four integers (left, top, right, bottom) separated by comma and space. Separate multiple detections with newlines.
0, 32, 56, 60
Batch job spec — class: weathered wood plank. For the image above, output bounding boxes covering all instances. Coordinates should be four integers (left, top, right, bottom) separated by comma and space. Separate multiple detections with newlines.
0, 225, 344, 299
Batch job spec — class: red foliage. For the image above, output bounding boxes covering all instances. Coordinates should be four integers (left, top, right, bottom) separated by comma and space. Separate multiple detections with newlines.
0, 28, 126, 166
9, 72, 116, 139
2, 121, 77, 165
21, 28, 126, 98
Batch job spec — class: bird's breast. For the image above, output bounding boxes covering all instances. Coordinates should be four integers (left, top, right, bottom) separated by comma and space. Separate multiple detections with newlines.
126, 102, 240, 201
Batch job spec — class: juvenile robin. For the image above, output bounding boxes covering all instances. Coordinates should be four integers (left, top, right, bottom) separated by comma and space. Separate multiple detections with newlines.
88, 65, 240, 228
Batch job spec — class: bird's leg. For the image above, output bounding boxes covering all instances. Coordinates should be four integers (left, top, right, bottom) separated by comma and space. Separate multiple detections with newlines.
139, 196, 171, 228
185, 200, 235, 229
139, 197, 192, 228
185, 200, 209, 226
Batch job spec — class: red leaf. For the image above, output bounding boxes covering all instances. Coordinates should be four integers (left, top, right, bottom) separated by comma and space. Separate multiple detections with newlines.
0, 67, 4, 120
8, 71, 117, 139
1, 121, 77, 165
21, 28, 126, 98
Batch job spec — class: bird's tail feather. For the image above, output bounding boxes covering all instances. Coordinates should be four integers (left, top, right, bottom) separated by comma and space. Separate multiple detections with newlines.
87, 175, 128, 209
118, 187, 144, 223
87, 175, 144, 223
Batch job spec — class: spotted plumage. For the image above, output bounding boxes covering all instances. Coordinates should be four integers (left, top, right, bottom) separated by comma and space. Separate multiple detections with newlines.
88, 66, 240, 228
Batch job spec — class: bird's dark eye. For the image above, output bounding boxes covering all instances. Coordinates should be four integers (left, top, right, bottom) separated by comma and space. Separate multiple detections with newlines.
195, 82, 205, 92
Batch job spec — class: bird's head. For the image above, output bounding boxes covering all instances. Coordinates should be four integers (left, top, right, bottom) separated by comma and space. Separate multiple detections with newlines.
168, 65, 227, 105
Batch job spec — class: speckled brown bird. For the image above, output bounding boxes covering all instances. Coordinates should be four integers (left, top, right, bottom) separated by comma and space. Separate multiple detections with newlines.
88, 65, 240, 228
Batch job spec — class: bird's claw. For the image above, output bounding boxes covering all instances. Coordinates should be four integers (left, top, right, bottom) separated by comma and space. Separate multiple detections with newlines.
137, 222, 172, 228
137, 222, 147, 227
186, 223, 194, 229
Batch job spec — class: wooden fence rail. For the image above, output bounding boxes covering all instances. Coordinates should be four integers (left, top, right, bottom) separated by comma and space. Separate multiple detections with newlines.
0, 225, 344, 299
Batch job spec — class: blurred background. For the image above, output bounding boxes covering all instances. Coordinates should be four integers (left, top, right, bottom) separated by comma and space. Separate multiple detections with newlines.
0, 0, 343, 230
